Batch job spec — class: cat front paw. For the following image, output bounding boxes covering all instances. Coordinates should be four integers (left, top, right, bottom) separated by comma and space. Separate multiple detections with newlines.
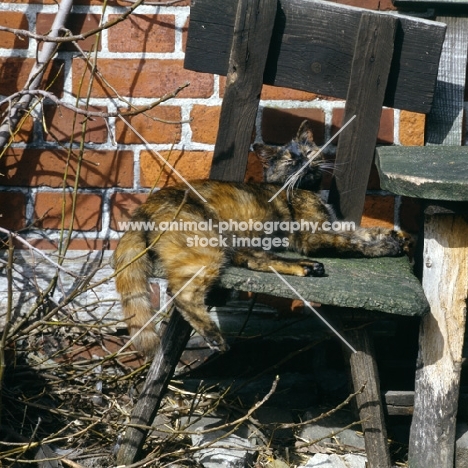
379, 230, 413, 256
299, 260, 325, 277
392, 230, 413, 255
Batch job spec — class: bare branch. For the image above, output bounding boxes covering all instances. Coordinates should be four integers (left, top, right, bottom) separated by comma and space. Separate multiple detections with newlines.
0, 0, 74, 152
0, 83, 190, 120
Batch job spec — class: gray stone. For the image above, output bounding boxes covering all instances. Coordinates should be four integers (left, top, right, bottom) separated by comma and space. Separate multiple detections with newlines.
456, 423, 468, 468
181, 416, 255, 468
301, 453, 367, 468
299, 410, 366, 451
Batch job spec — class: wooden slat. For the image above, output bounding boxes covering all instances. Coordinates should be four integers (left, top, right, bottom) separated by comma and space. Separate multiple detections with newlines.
426, 17, 468, 145
375, 146, 468, 201
202, 256, 429, 317
209, 0, 277, 181
184, 0, 446, 113
328, 13, 396, 223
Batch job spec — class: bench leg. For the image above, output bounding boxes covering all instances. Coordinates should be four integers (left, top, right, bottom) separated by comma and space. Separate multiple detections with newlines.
408, 214, 468, 467
116, 309, 192, 465
348, 328, 392, 468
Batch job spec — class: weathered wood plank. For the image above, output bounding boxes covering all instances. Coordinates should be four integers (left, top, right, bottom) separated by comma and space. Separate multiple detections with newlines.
184, 0, 446, 113
408, 215, 468, 468
328, 13, 396, 222
346, 330, 392, 467
425, 17, 468, 145
155, 255, 429, 317
209, 0, 277, 181
375, 146, 468, 201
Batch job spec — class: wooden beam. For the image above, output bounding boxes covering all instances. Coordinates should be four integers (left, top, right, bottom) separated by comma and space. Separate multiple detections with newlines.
184, 0, 446, 114
209, 0, 277, 181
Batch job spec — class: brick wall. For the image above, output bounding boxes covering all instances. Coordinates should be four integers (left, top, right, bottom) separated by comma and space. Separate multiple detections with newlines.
0, 0, 426, 251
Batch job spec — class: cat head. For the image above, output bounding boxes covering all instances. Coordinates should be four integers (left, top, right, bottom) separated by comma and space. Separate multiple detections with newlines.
253, 120, 323, 192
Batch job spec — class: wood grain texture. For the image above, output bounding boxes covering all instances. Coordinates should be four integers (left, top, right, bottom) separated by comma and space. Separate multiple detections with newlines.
408, 215, 468, 468
209, 0, 277, 181
154, 255, 429, 317
425, 17, 468, 145
328, 13, 396, 223
184, 0, 446, 113
347, 329, 392, 467
375, 146, 468, 201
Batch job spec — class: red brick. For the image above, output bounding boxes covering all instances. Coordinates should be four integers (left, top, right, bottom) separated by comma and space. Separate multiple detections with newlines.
108, 14, 175, 53
115, 106, 181, 144
190, 105, 221, 144
34, 192, 102, 230
0, 58, 64, 97
335, 0, 396, 10
44, 105, 108, 143
260, 84, 322, 101
361, 195, 394, 228
220, 78, 331, 101
0, 192, 26, 231
0, 12, 29, 49
399, 111, 425, 146
400, 196, 422, 234
0, 148, 133, 188
25, 238, 117, 250
261, 108, 326, 145
74, 0, 190, 4
36, 13, 101, 52
332, 108, 394, 144
110, 192, 147, 231
140, 150, 213, 188
72, 59, 214, 99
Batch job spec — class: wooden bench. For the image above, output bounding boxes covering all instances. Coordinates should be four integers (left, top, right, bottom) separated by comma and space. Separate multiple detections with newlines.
116, 1, 446, 466
375, 2, 468, 466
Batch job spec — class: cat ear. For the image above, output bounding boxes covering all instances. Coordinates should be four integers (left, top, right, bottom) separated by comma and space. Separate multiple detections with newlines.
296, 120, 315, 144
253, 143, 277, 167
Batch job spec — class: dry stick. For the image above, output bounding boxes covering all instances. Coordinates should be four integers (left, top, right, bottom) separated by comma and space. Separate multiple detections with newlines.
0, 235, 14, 423
0, 227, 81, 277
0, 0, 146, 46
0, 0, 74, 152
0, 84, 189, 120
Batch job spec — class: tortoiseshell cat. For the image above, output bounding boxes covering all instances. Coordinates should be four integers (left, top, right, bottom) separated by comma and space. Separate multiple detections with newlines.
114, 121, 410, 357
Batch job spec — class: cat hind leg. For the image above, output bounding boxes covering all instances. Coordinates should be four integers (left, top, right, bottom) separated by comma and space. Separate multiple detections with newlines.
232, 248, 325, 277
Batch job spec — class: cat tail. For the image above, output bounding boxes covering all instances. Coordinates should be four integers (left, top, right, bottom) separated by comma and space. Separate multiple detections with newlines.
113, 229, 159, 358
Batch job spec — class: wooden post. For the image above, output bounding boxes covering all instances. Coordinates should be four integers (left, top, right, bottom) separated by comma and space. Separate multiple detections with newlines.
347, 329, 392, 466
408, 17, 468, 468
408, 214, 468, 467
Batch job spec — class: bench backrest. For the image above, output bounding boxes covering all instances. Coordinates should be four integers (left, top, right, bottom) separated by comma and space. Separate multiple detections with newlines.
184, 0, 446, 222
